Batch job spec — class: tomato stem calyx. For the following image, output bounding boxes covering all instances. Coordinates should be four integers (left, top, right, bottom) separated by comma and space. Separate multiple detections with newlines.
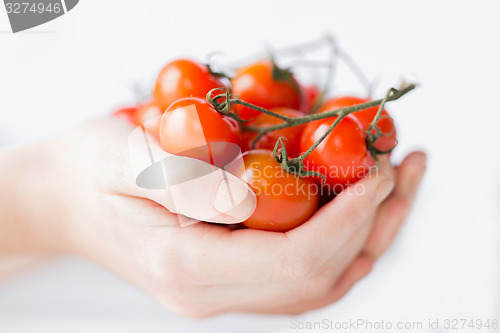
207, 82, 417, 178
273, 137, 326, 181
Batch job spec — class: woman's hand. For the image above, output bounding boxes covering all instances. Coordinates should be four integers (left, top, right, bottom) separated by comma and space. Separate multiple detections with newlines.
0, 117, 426, 317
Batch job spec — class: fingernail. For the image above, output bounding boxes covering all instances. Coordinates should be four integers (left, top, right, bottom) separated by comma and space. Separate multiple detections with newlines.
375, 176, 394, 205
213, 177, 256, 222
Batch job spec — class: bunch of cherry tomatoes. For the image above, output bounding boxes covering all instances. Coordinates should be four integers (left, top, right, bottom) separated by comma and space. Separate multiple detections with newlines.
113, 52, 406, 232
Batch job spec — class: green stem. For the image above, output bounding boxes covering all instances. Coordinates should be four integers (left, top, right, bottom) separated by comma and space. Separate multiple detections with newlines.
368, 86, 394, 131
364, 85, 400, 156
288, 60, 332, 67
337, 48, 373, 97
207, 83, 417, 178
242, 83, 416, 135
224, 35, 334, 75
297, 112, 346, 161
232, 100, 291, 121
273, 34, 335, 56
308, 35, 339, 114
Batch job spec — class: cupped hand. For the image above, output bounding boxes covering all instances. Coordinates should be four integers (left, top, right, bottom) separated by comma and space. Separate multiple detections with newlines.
46, 117, 425, 318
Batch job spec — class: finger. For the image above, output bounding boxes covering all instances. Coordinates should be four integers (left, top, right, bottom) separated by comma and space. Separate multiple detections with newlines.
202, 255, 374, 316
173, 225, 296, 284
363, 151, 427, 259
276, 255, 374, 315
286, 156, 394, 269
317, 212, 374, 283
124, 122, 256, 224
197, 221, 374, 316
182, 156, 392, 286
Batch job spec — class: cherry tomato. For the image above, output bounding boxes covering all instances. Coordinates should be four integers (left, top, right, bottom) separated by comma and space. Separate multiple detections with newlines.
320, 96, 397, 152
300, 115, 375, 193
301, 84, 320, 113
133, 101, 163, 140
112, 106, 138, 124
160, 97, 240, 167
153, 59, 225, 112
231, 60, 303, 120
240, 107, 306, 158
230, 149, 318, 232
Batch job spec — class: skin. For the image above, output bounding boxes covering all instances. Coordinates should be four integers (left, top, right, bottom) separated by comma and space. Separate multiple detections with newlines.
0, 118, 426, 318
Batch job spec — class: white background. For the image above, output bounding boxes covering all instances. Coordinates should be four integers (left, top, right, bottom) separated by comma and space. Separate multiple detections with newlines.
1, 1, 499, 332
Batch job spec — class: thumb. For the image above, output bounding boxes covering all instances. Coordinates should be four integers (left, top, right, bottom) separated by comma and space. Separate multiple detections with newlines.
288, 156, 395, 259
126, 122, 256, 225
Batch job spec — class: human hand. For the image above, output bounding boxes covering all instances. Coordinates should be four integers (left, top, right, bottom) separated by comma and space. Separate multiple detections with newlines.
280, 150, 427, 314
4, 117, 425, 317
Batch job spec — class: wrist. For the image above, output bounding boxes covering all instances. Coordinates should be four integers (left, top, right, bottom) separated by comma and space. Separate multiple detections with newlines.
0, 141, 69, 255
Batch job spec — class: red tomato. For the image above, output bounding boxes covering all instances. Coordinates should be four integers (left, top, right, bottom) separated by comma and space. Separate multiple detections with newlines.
134, 101, 163, 140
300, 115, 375, 193
229, 149, 318, 232
320, 96, 397, 152
231, 60, 303, 120
301, 84, 320, 113
160, 97, 240, 167
112, 106, 138, 124
240, 107, 306, 158
153, 59, 225, 111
